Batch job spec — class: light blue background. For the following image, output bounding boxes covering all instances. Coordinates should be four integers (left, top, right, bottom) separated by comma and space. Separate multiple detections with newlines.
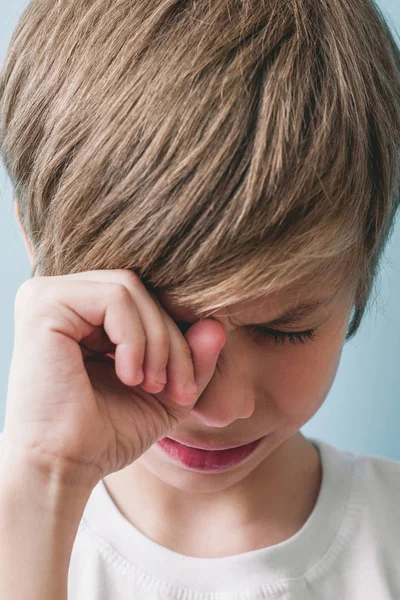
1, 0, 399, 458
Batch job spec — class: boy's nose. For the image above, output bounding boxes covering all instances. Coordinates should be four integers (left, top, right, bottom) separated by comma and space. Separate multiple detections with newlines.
189, 385, 256, 428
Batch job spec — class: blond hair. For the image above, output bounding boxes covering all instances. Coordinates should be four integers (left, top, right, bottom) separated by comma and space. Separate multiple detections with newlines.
1, 0, 399, 340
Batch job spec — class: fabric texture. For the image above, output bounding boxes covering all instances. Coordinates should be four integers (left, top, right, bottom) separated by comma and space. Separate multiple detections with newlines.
61, 437, 400, 599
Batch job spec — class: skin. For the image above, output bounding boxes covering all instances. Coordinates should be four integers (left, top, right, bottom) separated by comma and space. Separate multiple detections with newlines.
15, 202, 355, 559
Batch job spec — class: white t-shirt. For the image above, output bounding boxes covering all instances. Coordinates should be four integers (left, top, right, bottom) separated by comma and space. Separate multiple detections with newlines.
1, 432, 399, 598
64, 437, 400, 599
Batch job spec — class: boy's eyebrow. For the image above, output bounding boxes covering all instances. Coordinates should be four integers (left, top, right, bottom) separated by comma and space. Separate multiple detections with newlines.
232, 296, 336, 328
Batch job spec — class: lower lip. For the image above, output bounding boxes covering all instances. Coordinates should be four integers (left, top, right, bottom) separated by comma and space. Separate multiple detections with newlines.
156, 436, 265, 472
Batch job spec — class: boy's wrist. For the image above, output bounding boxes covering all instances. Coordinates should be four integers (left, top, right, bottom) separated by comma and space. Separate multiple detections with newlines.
0, 450, 92, 600
0, 439, 95, 523
0, 435, 99, 494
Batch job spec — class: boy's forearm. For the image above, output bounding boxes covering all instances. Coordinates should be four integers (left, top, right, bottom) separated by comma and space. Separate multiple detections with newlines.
0, 449, 93, 600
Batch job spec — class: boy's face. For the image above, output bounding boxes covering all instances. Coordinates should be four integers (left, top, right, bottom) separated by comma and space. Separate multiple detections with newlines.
136, 281, 354, 493
15, 201, 354, 494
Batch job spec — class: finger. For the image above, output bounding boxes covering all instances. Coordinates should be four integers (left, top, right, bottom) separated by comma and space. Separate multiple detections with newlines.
103, 278, 171, 394
57, 270, 171, 391
157, 313, 202, 405
20, 277, 147, 387
184, 318, 227, 397
48, 270, 213, 405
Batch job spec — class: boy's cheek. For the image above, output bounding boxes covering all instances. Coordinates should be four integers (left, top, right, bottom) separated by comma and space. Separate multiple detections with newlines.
258, 331, 345, 426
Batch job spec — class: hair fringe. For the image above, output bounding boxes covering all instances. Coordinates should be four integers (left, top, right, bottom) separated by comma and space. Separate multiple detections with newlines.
1, 0, 400, 341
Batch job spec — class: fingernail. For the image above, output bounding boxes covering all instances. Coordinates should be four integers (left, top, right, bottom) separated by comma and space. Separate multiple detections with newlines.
186, 382, 198, 394
175, 384, 198, 406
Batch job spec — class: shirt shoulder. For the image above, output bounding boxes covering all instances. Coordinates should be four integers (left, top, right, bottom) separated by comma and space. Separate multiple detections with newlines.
356, 449, 400, 516
337, 444, 400, 566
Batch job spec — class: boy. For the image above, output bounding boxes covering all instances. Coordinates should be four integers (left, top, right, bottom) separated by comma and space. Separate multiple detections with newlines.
0, 0, 399, 598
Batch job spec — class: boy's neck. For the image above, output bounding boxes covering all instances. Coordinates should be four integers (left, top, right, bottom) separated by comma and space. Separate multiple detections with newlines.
102, 432, 322, 558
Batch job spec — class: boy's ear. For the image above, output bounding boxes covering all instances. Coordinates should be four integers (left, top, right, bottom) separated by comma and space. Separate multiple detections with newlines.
14, 200, 35, 263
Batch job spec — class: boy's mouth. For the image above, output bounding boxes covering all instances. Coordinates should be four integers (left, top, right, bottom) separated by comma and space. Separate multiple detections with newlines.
156, 436, 266, 472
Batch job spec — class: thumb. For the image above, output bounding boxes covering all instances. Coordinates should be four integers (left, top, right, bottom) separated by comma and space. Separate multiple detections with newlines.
184, 319, 227, 394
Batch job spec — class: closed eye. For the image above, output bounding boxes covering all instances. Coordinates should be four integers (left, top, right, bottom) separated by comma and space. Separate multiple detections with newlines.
247, 326, 317, 346
175, 319, 318, 346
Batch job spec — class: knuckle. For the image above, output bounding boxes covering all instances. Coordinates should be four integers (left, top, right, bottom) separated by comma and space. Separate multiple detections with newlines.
173, 385, 198, 404
15, 277, 50, 315
15, 277, 40, 302
115, 270, 146, 302
14, 279, 55, 332
111, 282, 132, 304
120, 269, 142, 288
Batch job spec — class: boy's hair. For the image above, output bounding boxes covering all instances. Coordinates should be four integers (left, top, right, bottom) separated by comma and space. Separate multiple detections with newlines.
1, 0, 399, 340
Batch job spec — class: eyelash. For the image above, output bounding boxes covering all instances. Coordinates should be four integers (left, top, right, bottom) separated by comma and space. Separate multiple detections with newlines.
247, 326, 317, 346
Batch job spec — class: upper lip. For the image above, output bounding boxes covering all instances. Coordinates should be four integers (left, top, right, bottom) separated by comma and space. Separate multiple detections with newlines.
167, 436, 263, 451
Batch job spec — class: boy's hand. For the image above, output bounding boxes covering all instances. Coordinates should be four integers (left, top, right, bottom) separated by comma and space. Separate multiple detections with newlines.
2, 269, 226, 489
